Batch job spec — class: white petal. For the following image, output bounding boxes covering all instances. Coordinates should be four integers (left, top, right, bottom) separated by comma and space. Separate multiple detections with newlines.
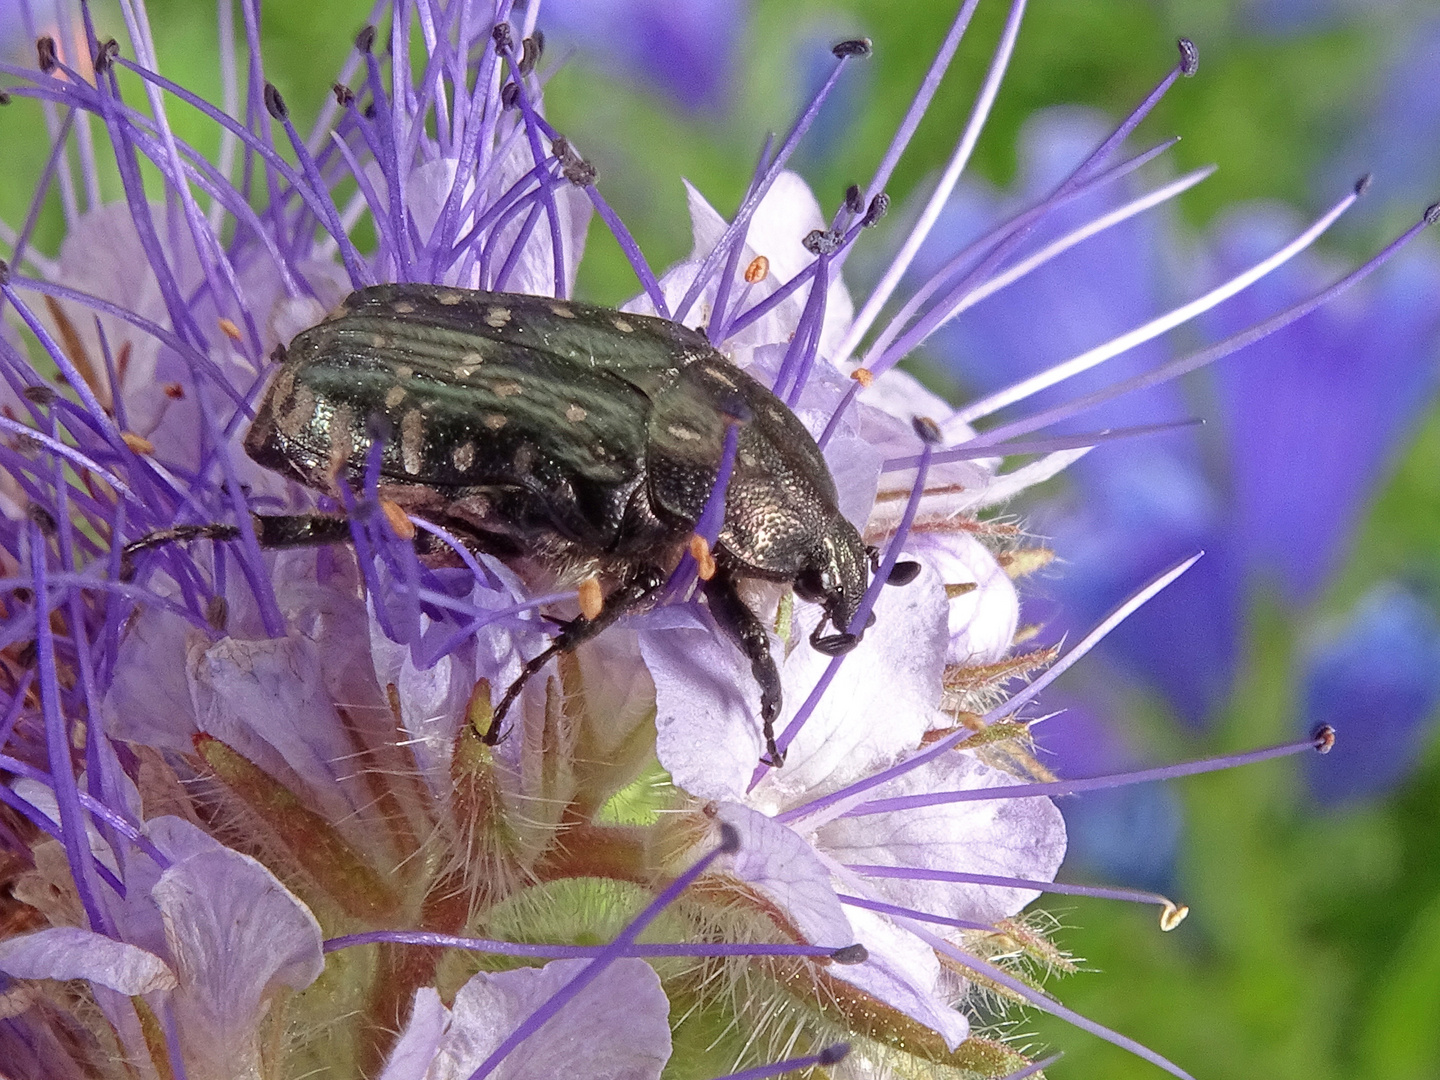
829, 906, 969, 1049
0, 927, 175, 995
818, 753, 1067, 926
907, 532, 1019, 665
714, 803, 855, 949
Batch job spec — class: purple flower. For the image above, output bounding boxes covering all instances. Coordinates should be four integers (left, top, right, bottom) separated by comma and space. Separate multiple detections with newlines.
0, 3, 1425, 1078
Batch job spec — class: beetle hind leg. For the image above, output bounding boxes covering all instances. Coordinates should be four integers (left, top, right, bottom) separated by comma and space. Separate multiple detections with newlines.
702, 570, 785, 767
484, 565, 667, 745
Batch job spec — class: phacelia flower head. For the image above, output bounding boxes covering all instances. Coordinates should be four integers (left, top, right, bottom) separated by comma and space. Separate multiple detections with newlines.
0, 2, 1429, 1079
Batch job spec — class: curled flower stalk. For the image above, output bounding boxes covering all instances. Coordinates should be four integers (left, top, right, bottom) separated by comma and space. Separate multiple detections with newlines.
0, 2, 1428, 1079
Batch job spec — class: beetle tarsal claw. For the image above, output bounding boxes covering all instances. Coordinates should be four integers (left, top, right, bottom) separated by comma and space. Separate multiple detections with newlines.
811, 630, 859, 656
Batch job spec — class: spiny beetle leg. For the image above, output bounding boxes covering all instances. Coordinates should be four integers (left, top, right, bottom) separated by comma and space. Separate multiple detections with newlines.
120, 514, 355, 580
702, 569, 784, 767
483, 564, 668, 745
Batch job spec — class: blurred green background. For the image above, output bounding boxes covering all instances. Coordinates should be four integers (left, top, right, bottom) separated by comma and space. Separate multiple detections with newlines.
3, 1, 1438, 1077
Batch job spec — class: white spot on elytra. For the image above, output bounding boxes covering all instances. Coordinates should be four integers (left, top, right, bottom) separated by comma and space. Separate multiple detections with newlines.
667, 423, 701, 442
392, 300, 416, 314
437, 291, 463, 305
565, 404, 587, 423
612, 317, 634, 333
485, 307, 511, 328
550, 303, 576, 319
494, 382, 523, 398
484, 413, 507, 431
452, 441, 475, 470
384, 385, 407, 408
401, 409, 424, 475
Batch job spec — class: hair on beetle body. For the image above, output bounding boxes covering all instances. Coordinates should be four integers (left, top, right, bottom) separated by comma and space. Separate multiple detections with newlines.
126, 284, 920, 765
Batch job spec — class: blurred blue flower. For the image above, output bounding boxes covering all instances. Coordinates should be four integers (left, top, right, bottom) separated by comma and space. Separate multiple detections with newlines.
1302, 584, 1440, 803
536, 0, 745, 110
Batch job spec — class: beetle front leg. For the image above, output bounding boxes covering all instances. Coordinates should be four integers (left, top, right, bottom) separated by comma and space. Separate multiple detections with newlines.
484, 565, 668, 745
702, 570, 785, 767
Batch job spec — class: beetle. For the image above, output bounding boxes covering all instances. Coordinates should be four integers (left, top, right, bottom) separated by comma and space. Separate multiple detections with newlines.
125, 284, 919, 764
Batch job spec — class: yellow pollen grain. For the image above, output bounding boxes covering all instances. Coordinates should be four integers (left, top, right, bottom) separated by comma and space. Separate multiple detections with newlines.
850, 367, 874, 388
944, 582, 978, 600
688, 534, 717, 580
578, 576, 604, 620
217, 318, 243, 342
120, 431, 155, 455
378, 497, 416, 540
744, 255, 769, 284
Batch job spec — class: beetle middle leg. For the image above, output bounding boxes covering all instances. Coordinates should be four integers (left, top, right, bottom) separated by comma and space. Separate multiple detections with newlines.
119, 514, 359, 579
483, 564, 668, 745
702, 569, 785, 767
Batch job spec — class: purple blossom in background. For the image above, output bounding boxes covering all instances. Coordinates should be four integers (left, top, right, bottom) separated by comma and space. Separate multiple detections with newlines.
532, 0, 745, 110
0, 1, 1426, 1078
1301, 584, 1440, 804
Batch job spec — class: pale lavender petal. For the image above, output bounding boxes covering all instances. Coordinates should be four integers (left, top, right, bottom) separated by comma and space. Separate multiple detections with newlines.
819, 753, 1067, 925
715, 802, 855, 948
0, 927, 175, 995
425, 959, 670, 1080
379, 988, 450, 1080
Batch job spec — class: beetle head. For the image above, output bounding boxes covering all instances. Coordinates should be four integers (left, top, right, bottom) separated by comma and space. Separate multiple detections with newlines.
794, 520, 870, 656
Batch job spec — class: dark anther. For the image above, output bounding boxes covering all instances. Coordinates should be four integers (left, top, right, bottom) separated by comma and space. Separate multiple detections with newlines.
0, 258, 8, 284
1312, 723, 1336, 754
802, 229, 842, 256
519, 35, 541, 74
832, 37, 872, 59
844, 183, 865, 215
500, 81, 520, 108
22, 385, 56, 407
27, 504, 57, 534
911, 415, 942, 444
333, 83, 356, 107
563, 157, 597, 186
1177, 37, 1198, 77
1425, 202, 1440, 227
0, 90, 10, 106
492, 23, 514, 53
551, 134, 570, 158
36, 36, 58, 74
205, 595, 229, 633
532, 29, 545, 58
355, 25, 377, 53
263, 82, 288, 121
829, 943, 868, 965
270, 342, 287, 366
363, 101, 378, 120
93, 38, 119, 73
13, 587, 33, 606
718, 822, 741, 854
818, 1044, 851, 1066
16, 639, 37, 667
1354, 173, 1373, 197
862, 192, 890, 227
887, 560, 922, 586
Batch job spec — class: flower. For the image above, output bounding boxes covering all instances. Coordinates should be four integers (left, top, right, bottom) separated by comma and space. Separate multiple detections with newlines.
0, 3, 1427, 1079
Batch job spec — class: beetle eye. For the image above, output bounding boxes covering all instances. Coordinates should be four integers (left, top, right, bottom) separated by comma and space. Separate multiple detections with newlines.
795, 567, 826, 602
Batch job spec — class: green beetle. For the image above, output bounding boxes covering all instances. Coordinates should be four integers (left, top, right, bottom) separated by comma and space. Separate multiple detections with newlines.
132, 284, 918, 764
